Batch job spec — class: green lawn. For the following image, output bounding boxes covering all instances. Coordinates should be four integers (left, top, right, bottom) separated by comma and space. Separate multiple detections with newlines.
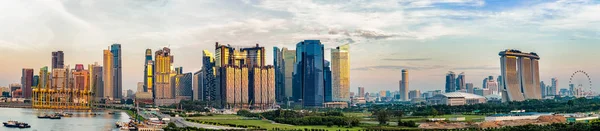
186, 114, 241, 120
344, 112, 372, 117
188, 119, 365, 131
125, 110, 146, 121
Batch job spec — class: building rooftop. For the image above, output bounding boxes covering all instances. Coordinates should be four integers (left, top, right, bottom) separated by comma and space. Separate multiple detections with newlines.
439, 92, 486, 99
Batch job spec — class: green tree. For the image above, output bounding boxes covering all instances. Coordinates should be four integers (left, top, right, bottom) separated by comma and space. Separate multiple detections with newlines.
430, 108, 439, 118
374, 109, 389, 125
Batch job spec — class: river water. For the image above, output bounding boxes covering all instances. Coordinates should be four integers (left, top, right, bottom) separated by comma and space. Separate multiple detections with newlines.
0, 108, 131, 131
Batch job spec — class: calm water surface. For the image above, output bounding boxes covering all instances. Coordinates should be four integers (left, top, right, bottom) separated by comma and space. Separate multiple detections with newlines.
0, 108, 130, 131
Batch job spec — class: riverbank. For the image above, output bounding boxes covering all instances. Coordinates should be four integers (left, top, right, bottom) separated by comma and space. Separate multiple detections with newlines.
0, 102, 32, 108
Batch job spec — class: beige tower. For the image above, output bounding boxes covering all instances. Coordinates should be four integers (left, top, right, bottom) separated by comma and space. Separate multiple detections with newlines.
103, 49, 114, 100
331, 44, 350, 102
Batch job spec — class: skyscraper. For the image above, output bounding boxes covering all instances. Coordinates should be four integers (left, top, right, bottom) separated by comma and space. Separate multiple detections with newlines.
456, 72, 465, 91
92, 65, 104, 101
400, 69, 409, 101
274, 47, 285, 102
293, 40, 325, 107
445, 71, 456, 93
144, 49, 154, 93
540, 81, 546, 97
215, 43, 273, 109
103, 49, 114, 100
282, 48, 296, 101
497, 76, 503, 92
331, 44, 350, 102
408, 90, 421, 100
176, 72, 193, 100
358, 87, 365, 98
193, 70, 202, 101
551, 78, 558, 96
39, 66, 49, 89
21, 68, 34, 98
111, 44, 122, 100
499, 49, 541, 102
466, 83, 474, 93
482, 78, 488, 89
486, 76, 499, 95
154, 47, 173, 100
51, 51, 64, 69
324, 60, 332, 102
201, 50, 217, 104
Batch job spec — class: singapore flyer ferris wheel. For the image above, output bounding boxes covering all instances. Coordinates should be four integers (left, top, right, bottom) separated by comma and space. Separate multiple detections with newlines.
569, 70, 593, 97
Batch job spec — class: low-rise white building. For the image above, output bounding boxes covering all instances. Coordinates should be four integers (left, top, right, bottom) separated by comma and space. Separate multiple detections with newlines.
427, 92, 486, 106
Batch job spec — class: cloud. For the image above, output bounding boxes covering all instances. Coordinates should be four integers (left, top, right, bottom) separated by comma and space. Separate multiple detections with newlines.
451, 66, 500, 70
352, 65, 444, 71
382, 58, 432, 61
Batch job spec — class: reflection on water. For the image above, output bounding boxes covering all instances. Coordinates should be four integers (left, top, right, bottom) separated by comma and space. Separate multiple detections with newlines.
0, 108, 130, 131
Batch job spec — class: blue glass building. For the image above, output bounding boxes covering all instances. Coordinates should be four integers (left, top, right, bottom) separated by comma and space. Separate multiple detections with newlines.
293, 40, 325, 107
324, 60, 332, 102
110, 44, 122, 99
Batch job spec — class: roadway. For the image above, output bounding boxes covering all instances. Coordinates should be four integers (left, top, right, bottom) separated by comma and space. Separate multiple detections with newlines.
152, 110, 244, 130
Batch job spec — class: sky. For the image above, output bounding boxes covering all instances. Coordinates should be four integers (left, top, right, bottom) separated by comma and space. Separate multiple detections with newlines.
0, 0, 599, 94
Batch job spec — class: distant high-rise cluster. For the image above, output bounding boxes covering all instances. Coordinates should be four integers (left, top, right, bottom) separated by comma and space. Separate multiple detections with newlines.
499, 49, 542, 102
445, 71, 457, 93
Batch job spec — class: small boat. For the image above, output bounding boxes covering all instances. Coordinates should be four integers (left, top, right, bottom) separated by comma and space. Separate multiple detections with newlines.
3, 121, 30, 128
49, 115, 61, 119
108, 112, 116, 115
62, 113, 72, 117
37, 114, 50, 119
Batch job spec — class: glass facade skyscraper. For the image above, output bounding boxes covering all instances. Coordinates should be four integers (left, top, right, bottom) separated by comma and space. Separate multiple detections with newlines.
293, 40, 325, 107
144, 49, 154, 93
110, 44, 122, 100
324, 60, 332, 102
445, 71, 456, 93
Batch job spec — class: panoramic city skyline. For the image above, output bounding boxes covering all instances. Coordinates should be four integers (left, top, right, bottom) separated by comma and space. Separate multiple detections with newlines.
1, 0, 599, 93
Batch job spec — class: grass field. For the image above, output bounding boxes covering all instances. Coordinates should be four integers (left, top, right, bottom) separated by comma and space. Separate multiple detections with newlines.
343, 112, 372, 117
125, 110, 146, 121
188, 119, 365, 131
186, 114, 241, 120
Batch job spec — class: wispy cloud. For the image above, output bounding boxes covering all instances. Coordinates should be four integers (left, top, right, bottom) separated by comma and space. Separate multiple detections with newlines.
451, 66, 500, 70
382, 58, 433, 61
352, 65, 445, 71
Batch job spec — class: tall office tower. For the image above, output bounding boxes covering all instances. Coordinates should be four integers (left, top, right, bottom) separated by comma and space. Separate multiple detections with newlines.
215, 43, 274, 109
282, 48, 296, 101
92, 65, 104, 100
466, 83, 474, 93
193, 70, 202, 101
497, 76, 503, 92
144, 49, 154, 93
39, 67, 49, 89
331, 44, 350, 102
324, 60, 333, 102
456, 72, 465, 91
21, 68, 34, 98
273, 47, 285, 102
103, 49, 114, 100
482, 78, 488, 89
32, 75, 39, 89
201, 50, 217, 103
400, 69, 409, 101
499, 49, 541, 102
154, 47, 173, 100
486, 77, 499, 95
569, 84, 574, 96
358, 87, 365, 97
72, 65, 89, 91
445, 71, 456, 93
551, 78, 558, 96
175, 72, 193, 100
51, 68, 67, 90
540, 81, 546, 97
408, 90, 421, 100
293, 40, 325, 107
111, 44, 122, 100
51, 51, 64, 69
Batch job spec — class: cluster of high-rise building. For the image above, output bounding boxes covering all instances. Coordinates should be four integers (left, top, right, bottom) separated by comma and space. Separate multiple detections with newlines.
26, 44, 123, 109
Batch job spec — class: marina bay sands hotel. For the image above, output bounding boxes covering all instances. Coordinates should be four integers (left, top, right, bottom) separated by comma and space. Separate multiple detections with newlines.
499, 49, 541, 102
